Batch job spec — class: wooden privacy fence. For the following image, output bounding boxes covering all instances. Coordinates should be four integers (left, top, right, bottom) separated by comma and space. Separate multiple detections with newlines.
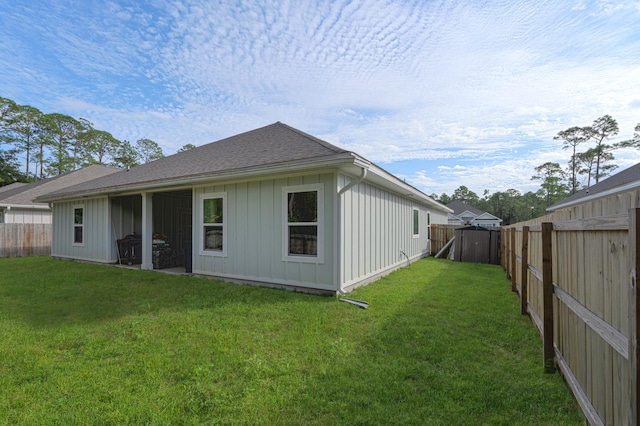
0, 223, 51, 258
502, 211, 639, 425
430, 224, 457, 254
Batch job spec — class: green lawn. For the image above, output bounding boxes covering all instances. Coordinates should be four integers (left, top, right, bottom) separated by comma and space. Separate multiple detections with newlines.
0, 257, 582, 425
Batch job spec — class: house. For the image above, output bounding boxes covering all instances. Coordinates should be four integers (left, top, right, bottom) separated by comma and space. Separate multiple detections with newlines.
548, 162, 640, 212
446, 200, 502, 228
0, 165, 120, 224
37, 122, 452, 294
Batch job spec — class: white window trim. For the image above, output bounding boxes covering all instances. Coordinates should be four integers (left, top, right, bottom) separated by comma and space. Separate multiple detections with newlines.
199, 192, 227, 257
72, 204, 85, 247
412, 208, 420, 238
427, 211, 431, 239
282, 183, 324, 264
0, 208, 4, 223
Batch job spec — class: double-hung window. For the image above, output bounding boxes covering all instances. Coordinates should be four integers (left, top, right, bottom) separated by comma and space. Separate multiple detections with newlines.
200, 193, 226, 256
413, 208, 419, 238
73, 205, 84, 245
283, 184, 323, 263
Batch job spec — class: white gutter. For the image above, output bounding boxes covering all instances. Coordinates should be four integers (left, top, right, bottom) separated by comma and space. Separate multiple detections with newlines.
0, 203, 51, 210
364, 164, 453, 214
36, 154, 358, 203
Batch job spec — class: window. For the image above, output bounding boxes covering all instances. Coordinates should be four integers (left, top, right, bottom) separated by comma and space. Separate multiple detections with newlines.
413, 208, 419, 237
283, 184, 324, 263
427, 212, 431, 239
73, 206, 84, 245
200, 193, 226, 256
0, 209, 4, 223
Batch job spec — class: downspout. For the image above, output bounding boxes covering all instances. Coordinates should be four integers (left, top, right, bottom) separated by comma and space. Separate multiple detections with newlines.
338, 167, 368, 197
337, 167, 368, 295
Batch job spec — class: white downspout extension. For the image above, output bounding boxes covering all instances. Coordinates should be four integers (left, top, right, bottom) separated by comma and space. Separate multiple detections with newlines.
337, 167, 368, 294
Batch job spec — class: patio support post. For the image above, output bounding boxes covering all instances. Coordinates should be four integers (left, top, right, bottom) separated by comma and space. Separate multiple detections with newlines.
141, 192, 153, 270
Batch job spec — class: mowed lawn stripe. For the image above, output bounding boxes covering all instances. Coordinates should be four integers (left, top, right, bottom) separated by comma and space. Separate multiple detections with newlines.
0, 257, 582, 425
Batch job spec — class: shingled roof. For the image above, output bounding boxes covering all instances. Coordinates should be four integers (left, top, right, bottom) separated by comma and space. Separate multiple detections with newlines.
0, 182, 26, 194
549, 162, 640, 211
0, 165, 120, 207
38, 122, 355, 201
34, 122, 452, 213
446, 200, 485, 216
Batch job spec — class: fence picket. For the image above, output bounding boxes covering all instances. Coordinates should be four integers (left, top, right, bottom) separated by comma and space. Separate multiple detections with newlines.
521, 226, 529, 316
501, 204, 640, 424
630, 208, 640, 425
0, 224, 51, 257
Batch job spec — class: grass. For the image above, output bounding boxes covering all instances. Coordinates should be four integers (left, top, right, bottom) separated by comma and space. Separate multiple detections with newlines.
0, 257, 582, 425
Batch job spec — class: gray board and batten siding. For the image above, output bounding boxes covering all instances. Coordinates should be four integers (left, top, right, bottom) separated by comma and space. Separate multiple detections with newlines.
39, 122, 451, 294
51, 197, 113, 263
192, 173, 336, 292
50, 170, 443, 293
339, 173, 447, 291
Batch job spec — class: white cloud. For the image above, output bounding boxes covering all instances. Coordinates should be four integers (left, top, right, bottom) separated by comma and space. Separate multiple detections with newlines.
1, 0, 640, 195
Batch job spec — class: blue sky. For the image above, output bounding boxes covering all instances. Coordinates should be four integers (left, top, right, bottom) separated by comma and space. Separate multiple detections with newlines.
1, 0, 640, 196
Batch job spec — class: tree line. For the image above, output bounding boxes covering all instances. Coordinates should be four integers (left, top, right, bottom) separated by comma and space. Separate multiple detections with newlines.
0, 96, 196, 185
4, 97, 638, 224
432, 115, 640, 224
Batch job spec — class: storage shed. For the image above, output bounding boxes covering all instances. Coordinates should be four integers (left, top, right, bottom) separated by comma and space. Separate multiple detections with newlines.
452, 226, 500, 264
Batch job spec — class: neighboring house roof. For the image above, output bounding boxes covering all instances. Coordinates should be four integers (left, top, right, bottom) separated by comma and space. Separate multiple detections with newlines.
446, 200, 502, 224
0, 165, 120, 209
548, 162, 640, 211
475, 212, 502, 221
37, 122, 452, 213
0, 182, 26, 194
446, 200, 485, 217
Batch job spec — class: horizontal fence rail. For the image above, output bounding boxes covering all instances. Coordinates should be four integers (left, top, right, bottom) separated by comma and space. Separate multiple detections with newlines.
0, 223, 51, 258
503, 201, 640, 426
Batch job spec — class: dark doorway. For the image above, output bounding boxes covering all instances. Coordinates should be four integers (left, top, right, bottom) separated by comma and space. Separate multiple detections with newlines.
152, 190, 192, 270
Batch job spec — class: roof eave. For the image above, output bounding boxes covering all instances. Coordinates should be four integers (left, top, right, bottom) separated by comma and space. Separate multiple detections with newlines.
362, 164, 453, 213
0, 203, 50, 210
37, 153, 359, 203
548, 179, 640, 212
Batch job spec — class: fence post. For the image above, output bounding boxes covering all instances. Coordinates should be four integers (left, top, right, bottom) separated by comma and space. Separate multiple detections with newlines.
505, 227, 510, 274
504, 228, 511, 280
542, 222, 555, 373
500, 227, 507, 270
521, 226, 529, 316
629, 209, 640, 424
510, 228, 517, 292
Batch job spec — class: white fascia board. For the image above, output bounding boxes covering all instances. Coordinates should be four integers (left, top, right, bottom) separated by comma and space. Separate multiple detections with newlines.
0, 203, 51, 210
459, 210, 478, 218
548, 180, 640, 211
37, 154, 358, 202
476, 212, 501, 221
362, 163, 453, 214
